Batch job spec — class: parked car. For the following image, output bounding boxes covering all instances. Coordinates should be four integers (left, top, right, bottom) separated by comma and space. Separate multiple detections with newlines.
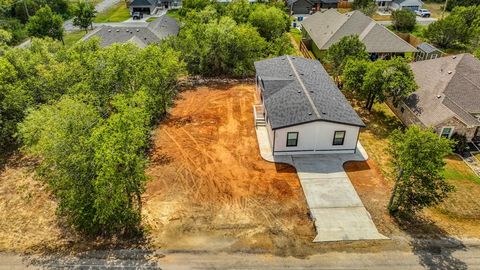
132, 12, 143, 20
415, 9, 431, 17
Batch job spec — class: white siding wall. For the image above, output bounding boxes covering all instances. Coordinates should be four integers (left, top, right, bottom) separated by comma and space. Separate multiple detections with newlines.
272, 121, 360, 155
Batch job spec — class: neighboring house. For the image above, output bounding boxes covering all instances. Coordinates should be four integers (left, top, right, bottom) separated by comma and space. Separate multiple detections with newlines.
376, 0, 393, 11
389, 54, 480, 141
415, 42, 443, 62
301, 9, 417, 59
253, 55, 365, 155
81, 15, 179, 47
390, 0, 423, 11
287, 0, 338, 15
128, 0, 181, 14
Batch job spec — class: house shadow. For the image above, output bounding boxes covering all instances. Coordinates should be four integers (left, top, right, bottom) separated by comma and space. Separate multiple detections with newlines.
23, 248, 162, 269
394, 214, 468, 270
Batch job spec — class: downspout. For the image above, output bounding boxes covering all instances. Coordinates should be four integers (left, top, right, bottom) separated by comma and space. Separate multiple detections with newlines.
354, 127, 360, 154
273, 129, 276, 156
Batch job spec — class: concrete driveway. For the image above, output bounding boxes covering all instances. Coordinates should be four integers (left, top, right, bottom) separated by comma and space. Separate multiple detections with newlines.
256, 127, 387, 242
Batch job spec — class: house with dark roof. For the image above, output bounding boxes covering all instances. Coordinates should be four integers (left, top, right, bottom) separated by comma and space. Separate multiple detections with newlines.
287, 0, 338, 15
301, 9, 417, 59
415, 42, 443, 62
254, 55, 365, 155
128, 0, 181, 14
390, 0, 423, 11
389, 54, 480, 141
81, 15, 179, 47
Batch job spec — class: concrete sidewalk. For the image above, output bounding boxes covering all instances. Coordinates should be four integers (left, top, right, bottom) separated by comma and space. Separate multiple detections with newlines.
255, 126, 387, 242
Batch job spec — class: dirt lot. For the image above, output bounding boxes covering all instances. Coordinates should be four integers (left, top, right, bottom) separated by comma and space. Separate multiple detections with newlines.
143, 83, 409, 256
2, 83, 478, 255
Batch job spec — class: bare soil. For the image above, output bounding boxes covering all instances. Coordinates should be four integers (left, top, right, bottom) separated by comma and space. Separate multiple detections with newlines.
143, 84, 316, 257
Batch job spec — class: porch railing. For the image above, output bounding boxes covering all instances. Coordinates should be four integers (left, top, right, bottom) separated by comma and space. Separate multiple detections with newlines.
253, 105, 265, 127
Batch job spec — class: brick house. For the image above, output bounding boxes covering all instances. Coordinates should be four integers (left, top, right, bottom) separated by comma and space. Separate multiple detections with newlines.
389, 54, 480, 141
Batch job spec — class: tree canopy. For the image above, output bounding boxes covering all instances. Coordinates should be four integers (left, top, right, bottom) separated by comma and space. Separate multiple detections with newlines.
391, 9, 416, 32
352, 0, 377, 16
72, 0, 97, 33
26, 5, 64, 42
325, 35, 369, 85
2, 38, 185, 235
343, 57, 417, 111
388, 126, 455, 214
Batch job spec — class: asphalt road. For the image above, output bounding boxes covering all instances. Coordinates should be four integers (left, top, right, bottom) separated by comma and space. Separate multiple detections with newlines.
2, 238, 480, 269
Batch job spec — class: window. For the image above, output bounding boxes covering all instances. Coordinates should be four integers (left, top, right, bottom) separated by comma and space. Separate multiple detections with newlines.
286, 132, 298, 147
333, 131, 346, 145
440, 127, 453, 138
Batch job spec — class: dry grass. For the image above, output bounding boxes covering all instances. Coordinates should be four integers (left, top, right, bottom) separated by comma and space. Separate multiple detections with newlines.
423, 2, 449, 19
348, 98, 480, 237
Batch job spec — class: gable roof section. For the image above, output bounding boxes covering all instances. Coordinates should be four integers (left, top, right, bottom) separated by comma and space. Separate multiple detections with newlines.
302, 10, 417, 53
254, 56, 365, 129
404, 54, 480, 127
81, 15, 179, 47
393, 0, 423, 5
130, 0, 156, 6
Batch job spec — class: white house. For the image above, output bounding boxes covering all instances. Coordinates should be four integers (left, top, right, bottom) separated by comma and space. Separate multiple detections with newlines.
253, 56, 365, 156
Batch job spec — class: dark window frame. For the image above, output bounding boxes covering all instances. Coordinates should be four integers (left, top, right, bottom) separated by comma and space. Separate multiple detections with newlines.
286, 132, 299, 147
333, 131, 346, 146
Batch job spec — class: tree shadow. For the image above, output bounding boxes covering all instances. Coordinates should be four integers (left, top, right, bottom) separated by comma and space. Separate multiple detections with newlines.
394, 214, 468, 270
23, 248, 163, 269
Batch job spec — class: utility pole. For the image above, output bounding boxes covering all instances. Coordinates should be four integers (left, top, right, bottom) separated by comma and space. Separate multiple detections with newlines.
441, 0, 449, 19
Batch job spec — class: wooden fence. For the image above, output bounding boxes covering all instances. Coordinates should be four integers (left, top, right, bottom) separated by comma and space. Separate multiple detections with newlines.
300, 41, 315, 59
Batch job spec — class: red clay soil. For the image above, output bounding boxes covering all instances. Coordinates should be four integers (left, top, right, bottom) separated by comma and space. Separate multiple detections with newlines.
143, 84, 317, 256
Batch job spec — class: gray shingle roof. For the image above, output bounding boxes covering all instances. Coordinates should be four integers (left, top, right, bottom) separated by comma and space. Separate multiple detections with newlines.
254, 55, 365, 129
417, 42, 440, 54
405, 54, 480, 127
81, 15, 178, 47
302, 9, 417, 53
130, 0, 156, 6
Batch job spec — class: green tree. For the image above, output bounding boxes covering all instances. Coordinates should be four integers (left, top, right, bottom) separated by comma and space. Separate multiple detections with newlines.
352, 0, 377, 16
342, 57, 416, 111
388, 126, 455, 214
424, 14, 469, 48
89, 92, 150, 234
248, 5, 289, 41
475, 47, 480, 59
225, 0, 251, 23
391, 9, 416, 32
72, 0, 97, 33
18, 97, 100, 233
26, 5, 64, 43
325, 35, 369, 85
138, 43, 186, 119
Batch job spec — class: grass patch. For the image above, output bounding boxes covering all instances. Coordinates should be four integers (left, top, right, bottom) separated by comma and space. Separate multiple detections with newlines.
63, 30, 86, 47
146, 17, 157, 22
94, 2, 131, 23
349, 98, 480, 226
372, 13, 391, 21
423, 2, 449, 19
166, 9, 182, 21
289, 27, 301, 45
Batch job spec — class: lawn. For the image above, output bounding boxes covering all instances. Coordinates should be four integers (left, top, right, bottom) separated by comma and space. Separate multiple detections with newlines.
423, 2, 449, 19
94, 1, 131, 23
350, 98, 480, 237
166, 9, 182, 21
63, 30, 86, 47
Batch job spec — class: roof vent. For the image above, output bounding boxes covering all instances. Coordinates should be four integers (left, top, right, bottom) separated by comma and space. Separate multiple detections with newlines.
136, 29, 140, 32
437, 95, 442, 99
116, 29, 120, 32
447, 71, 452, 74
144, 37, 147, 40
297, 90, 301, 93
300, 73, 304, 75
322, 111, 327, 115
453, 56, 457, 59
108, 29, 111, 32
289, 74, 293, 76
308, 112, 312, 115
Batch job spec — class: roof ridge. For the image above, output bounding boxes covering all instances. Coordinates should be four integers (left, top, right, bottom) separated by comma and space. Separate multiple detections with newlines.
443, 96, 479, 126
358, 21, 376, 40
286, 56, 321, 119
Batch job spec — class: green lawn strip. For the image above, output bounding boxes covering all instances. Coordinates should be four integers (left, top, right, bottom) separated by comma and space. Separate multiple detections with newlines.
64, 30, 86, 47
94, 2, 131, 23
166, 9, 182, 21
